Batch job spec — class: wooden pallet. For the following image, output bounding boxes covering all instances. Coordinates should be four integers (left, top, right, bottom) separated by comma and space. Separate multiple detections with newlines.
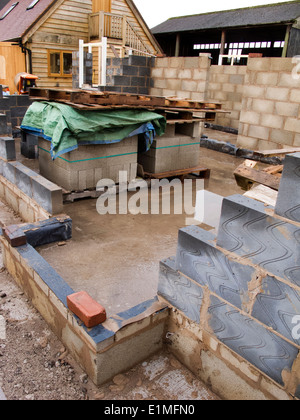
164, 97, 222, 110
29, 88, 225, 115
143, 166, 211, 181
234, 160, 282, 191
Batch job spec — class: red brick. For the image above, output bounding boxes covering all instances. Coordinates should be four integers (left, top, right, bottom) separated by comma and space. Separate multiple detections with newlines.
3, 225, 27, 247
67, 291, 106, 328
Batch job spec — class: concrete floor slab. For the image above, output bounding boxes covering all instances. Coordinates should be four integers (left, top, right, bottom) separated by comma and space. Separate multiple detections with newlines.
35, 148, 244, 317
15, 133, 245, 316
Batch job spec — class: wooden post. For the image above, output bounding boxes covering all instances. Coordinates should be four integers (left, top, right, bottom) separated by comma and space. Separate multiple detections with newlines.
175, 33, 180, 57
101, 37, 107, 86
122, 16, 127, 58
282, 24, 292, 58
99, 11, 104, 39
220, 30, 226, 55
79, 39, 84, 88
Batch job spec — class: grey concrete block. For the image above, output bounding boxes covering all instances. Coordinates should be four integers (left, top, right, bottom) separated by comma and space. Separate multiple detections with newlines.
217, 195, 300, 288
208, 294, 299, 386
38, 136, 138, 190
31, 175, 63, 215
252, 275, 300, 346
2, 161, 63, 215
0, 137, 16, 161
14, 163, 37, 198
176, 226, 255, 312
275, 153, 300, 223
3, 161, 17, 184
175, 122, 201, 138
158, 257, 204, 323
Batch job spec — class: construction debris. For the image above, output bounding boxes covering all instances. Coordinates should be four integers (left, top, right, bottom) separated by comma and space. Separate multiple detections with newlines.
234, 160, 283, 191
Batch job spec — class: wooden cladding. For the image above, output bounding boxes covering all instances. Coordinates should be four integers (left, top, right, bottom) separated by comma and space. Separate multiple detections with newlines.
92, 0, 111, 13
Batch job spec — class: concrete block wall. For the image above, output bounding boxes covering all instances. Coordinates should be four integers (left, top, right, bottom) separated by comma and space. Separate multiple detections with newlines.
1, 231, 169, 385
150, 56, 211, 101
99, 56, 155, 95
0, 160, 63, 221
207, 66, 247, 130
158, 153, 300, 400
237, 58, 300, 150
72, 51, 93, 89
150, 56, 300, 150
0, 95, 32, 138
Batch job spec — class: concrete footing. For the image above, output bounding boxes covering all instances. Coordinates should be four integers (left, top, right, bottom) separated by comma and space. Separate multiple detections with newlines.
1, 234, 169, 386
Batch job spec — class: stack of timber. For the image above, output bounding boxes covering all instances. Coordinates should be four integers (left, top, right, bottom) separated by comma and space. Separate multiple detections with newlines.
29, 88, 228, 122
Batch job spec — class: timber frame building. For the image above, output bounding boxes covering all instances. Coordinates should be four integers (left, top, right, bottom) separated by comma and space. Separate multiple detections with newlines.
0, 0, 162, 89
152, 1, 300, 64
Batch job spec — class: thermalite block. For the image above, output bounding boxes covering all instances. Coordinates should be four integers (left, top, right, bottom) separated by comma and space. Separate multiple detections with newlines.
216, 195, 300, 288
175, 226, 255, 312
275, 152, 300, 223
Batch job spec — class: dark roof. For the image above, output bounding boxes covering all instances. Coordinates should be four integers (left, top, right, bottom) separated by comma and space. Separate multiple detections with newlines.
0, 0, 56, 42
0, 0, 10, 10
152, 1, 300, 34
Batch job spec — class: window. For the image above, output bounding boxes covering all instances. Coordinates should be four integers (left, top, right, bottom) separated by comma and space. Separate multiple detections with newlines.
0, 2, 18, 20
27, 0, 40, 10
274, 41, 285, 48
48, 51, 72, 77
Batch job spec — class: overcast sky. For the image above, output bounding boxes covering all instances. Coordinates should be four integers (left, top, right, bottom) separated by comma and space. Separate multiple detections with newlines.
133, 0, 294, 28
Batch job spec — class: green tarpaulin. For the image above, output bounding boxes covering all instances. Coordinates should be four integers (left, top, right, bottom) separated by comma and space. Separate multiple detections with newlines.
21, 101, 166, 160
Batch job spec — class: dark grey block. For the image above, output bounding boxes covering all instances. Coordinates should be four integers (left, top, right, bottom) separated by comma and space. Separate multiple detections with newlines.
208, 295, 298, 386
128, 56, 148, 66
0, 137, 16, 161
275, 153, 300, 223
158, 257, 203, 323
176, 226, 255, 312
0, 114, 8, 135
217, 195, 300, 288
252, 276, 300, 345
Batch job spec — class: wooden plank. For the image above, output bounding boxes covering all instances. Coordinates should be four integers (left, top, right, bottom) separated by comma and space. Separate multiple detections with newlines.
143, 166, 210, 180
234, 165, 281, 191
29, 87, 49, 99
255, 147, 300, 157
164, 97, 222, 110
244, 184, 278, 207
262, 165, 284, 175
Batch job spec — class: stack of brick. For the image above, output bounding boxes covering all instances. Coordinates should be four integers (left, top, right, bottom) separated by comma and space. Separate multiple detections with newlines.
158, 152, 300, 399
138, 122, 201, 174
99, 55, 155, 95
38, 136, 138, 191
237, 57, 300, 150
